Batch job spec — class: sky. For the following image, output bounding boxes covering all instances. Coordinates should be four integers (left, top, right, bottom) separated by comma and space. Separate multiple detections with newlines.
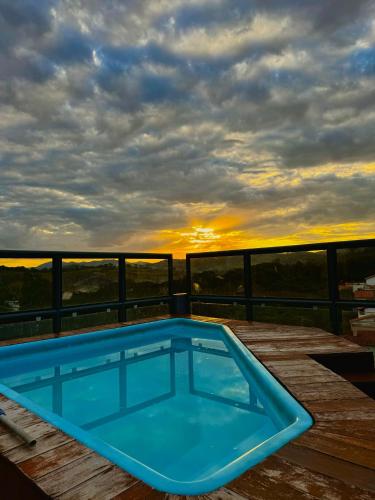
0, 1, 374, 258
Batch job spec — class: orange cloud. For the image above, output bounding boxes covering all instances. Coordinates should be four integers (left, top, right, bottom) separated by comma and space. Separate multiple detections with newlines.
152, 217, 375, 258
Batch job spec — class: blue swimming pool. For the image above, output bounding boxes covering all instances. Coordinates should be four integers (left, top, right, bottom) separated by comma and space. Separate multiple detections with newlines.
0, 318, 312, 494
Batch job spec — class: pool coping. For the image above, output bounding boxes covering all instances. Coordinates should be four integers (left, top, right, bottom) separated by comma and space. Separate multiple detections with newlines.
0, 315, 374, 499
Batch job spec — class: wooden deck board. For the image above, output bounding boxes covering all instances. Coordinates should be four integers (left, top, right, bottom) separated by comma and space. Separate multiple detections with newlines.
38, 452, 114, 498
19, 440, 92, 480
0, 315, 374, 499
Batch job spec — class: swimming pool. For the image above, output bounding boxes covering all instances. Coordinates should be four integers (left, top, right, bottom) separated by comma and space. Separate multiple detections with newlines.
0, 318, 312, 494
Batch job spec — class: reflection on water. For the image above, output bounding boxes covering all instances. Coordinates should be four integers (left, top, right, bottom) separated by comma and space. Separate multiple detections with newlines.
1, 334, 269, 431
0, 327, 286, 481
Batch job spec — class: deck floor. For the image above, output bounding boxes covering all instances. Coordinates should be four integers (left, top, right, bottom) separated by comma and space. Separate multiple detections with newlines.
1, 315, 374, 499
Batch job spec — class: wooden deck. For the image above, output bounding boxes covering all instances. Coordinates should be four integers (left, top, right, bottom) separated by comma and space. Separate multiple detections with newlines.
1, 315, 375, 499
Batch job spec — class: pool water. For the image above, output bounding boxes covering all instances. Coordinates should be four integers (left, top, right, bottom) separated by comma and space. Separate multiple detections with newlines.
0, 319, 312, 494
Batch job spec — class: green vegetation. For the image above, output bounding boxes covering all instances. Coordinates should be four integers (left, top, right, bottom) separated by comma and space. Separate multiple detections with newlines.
0, 266, 52, 312
0, 247, 373, 340
251, 252, 328, 299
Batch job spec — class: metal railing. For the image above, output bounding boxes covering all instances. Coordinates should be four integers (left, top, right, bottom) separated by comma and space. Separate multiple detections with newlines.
186, 239, 375, 334
0, 250, 173, 334
1, 238, 374, 337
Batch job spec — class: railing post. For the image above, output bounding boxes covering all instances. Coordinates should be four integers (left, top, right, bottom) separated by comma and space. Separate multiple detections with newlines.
186, 256, 192, 315
327, 246, 339, 334
243, 252, 253, 321
168, 256, 174, 314
118, 256, 126, 322
52, 256, 62, 334
172, 293, 189, 315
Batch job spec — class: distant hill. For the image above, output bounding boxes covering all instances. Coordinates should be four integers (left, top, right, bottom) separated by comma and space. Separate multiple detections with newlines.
36, 259, 187, 270
10, 252, 325, 272
37, 259, 118, 270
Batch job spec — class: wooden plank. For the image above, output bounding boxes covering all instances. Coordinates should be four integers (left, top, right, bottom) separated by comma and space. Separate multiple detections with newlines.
314, 410, 375, 422
0, 421, 56, 454
56, 465, 137, 500
0, 407, 43, 436
287, 381, 368, 402
305, 398, 375, 413
257, 353, 307, 361
278, 443, 375, 493
38, 452, 113, 498
294, 430, 375, 469
313, 420, 375, 443
228, 467, 318, 499
276, 374, 344, 385
264, 360, 339, 374
4, 430, 73, 464
250, 343, 366, 354
239, 330, 332, 338
19, 440, 92, 480
306, 426, 375, 452
253, 454, 374, 500
111, 481, 165, 499
200, 488, 249, 499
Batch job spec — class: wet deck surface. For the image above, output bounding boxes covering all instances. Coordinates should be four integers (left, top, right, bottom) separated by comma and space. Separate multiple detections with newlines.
1, 315, 374, 499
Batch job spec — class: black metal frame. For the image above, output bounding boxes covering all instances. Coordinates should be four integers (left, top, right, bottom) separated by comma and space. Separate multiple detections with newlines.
1, 238, 374, 337
186, 239, 375, 334
0, 250, 173, 333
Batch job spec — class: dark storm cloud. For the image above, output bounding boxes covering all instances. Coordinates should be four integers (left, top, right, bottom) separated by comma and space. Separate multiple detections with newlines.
0, 0, 374, 250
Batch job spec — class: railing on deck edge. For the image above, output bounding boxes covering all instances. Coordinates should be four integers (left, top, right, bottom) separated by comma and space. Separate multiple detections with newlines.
0, 250, 173, 334
186, 238, 375, 334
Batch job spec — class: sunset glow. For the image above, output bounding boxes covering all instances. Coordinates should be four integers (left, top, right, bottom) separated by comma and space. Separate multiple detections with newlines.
0, 1, 374, 256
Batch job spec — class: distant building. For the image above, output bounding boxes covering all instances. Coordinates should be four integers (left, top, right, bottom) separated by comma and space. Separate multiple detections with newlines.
352, 274, 375, 300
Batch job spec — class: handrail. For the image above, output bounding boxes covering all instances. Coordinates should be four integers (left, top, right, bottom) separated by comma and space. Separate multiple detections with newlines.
186, 238, 375, 258
0, 251, 174, 333
186, 238, 375, 334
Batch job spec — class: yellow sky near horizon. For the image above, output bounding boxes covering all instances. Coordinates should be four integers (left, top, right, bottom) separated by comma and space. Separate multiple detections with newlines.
153, 221, 375, 258
1, 215, 375, 266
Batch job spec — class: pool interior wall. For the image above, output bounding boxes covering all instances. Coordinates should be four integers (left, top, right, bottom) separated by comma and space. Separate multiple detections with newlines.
0, 318, 313, 495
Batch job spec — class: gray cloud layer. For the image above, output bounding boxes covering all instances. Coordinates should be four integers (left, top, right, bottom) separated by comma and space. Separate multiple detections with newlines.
0, 0, 374, 251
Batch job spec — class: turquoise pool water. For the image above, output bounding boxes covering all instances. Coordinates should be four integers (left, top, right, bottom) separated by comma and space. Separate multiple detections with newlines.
0, 319, 312, 494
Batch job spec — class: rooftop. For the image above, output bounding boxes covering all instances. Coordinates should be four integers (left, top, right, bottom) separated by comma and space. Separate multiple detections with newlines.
1, 315, 374, 499
0, 239, 374, 498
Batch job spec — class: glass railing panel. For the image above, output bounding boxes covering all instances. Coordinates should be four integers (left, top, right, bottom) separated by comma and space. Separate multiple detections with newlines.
62, 258, 119, 306
173, 259, 186, 294
253, 304, 331, 331
337, 247, 375, 300
125, 259, 168, 299
61, 309, 118, 331
191, 302, 246, 320
126, 304, 169, 321
0, 258, 52, 312
191, 256, 244, 296
0, 319, 53, 341
251, 250, 328, 299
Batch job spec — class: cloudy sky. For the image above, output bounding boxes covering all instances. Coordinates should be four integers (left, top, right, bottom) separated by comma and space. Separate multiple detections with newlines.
0, 1, 374, 257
